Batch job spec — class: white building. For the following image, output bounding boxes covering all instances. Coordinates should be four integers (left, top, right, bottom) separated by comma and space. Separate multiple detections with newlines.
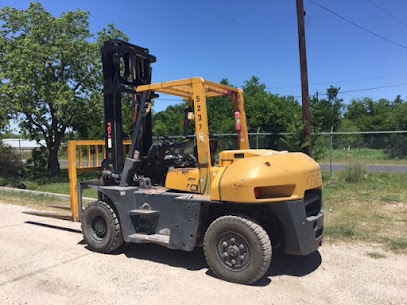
2, 139, 46, 149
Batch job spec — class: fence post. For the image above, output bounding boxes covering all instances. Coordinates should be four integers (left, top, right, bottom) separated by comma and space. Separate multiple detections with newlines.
256, 128, 260, 149
330, 126, 333, 177
18, 139, 22, 158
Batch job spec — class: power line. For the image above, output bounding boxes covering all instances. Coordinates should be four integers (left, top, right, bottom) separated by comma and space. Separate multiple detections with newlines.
367, 0, 407, 28
339, 83, 407, 94
155, 83, 407, 102
297, 82, 407, 98
308, 0, 407, 50
267, 74, 407, 89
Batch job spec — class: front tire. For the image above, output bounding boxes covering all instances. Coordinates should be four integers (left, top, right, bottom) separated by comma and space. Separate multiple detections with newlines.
203, 215, 272, 284
81, 201, 124, 253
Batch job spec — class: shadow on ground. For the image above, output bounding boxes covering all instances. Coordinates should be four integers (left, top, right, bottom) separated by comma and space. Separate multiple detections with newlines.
24, 219, 322, 285
25, 220, 82, 234
119, 243, 207, 271
115, 243, 322, 286
268, 250, 322, 277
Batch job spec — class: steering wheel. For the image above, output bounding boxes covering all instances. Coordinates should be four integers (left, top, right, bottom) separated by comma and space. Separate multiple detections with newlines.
180, 153, 197, 168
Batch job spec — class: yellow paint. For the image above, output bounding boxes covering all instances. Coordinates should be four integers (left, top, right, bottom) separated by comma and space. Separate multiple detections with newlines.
165, 168, 201, 193
213, 150, 322, 203
67, 140, 131, 222
208, 166, 226, 201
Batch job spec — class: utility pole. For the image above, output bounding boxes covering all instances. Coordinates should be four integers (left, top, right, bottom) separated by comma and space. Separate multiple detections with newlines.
296, 0, 312, 157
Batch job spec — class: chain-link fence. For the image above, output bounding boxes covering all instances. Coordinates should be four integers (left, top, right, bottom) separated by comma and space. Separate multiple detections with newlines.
3, 131, 407, 174
162, 130, 407, 174
1, 139, 46, 160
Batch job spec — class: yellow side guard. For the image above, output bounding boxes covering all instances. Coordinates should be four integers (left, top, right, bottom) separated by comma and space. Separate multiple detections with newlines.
67, 140, 131, 222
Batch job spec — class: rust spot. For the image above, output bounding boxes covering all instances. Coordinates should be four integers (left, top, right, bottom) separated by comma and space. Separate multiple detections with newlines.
172, 168, 196, 175
143, 189, 167, 195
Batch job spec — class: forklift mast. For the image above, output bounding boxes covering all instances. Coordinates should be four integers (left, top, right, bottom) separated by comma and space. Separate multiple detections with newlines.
101, 40, 156, 183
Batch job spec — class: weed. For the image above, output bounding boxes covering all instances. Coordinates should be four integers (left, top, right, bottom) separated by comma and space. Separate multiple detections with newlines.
339, 163, 367, 183
380, 195, 399, 203
325, 224, 356, 239
365, 252, 386, 259
390, 239, 407, 252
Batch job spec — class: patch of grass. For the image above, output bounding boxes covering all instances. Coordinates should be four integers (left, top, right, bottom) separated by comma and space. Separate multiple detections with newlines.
366, 252, 386, 259
325, 224, 356, 238
389, 239, 407, 252
380, 195, 399, 202
0, 169, 99, 195
0, 190, 70, 211
323, 172, 407, 253
319, 148, 407, 165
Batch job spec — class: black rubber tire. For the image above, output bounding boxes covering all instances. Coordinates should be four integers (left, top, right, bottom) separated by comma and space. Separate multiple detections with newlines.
203, 215, 272, 284
81, 201, 124, 253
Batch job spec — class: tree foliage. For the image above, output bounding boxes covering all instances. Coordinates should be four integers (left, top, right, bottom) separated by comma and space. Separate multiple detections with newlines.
153, 103, 187, 136
0, 3, 126, 174
310, 86, 343, 131
344, 97, 394, 131
0, 108, 10, 132
152, 76, 303, 139
0, 140, 21, 178
150, 73, 407, 160
343, 95, 407, 158
243, 76, 301, 132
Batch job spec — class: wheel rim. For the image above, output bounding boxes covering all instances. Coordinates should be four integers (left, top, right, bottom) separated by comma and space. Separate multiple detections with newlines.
216, 231, 250, 272
90, 215, 107, 241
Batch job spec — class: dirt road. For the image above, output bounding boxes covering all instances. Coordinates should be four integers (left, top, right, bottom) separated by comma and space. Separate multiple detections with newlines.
0, 203, 406, 305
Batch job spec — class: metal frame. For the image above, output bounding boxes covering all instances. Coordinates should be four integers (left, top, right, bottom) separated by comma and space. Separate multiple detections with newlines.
101, 40, 156, 181
136, 77, 249, 194
68, 140, 131, 221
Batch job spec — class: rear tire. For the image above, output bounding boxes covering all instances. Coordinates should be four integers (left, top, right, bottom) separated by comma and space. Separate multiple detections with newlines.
203, 215, 272, 284
81, 201, 124, 253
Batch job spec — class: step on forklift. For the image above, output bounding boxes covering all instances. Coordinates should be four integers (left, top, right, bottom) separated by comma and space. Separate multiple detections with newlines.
78, 40, 324, 284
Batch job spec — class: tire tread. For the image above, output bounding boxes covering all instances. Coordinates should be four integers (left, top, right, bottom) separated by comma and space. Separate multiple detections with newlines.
81, 201, 124, 253
203, 215, 272, 284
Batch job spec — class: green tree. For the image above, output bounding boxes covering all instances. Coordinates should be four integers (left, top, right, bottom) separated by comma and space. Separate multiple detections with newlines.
344, 97, 397, 150
0, 109, 10, 132
153, 103, 187, 136
0, 3, 126, 174
311, 86, 343, 132
344, 97, 394, 131
386, 97, 407, 158
243, 76, 301, 132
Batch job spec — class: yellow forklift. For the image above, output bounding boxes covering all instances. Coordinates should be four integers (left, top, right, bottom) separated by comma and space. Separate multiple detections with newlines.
68, 40, 323, 284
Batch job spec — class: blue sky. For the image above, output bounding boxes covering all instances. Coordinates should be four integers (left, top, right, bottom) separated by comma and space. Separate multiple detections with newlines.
2, 0, 407, 112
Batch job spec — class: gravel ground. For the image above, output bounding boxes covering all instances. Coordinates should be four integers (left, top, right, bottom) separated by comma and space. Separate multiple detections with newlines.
0, 203, 406, 305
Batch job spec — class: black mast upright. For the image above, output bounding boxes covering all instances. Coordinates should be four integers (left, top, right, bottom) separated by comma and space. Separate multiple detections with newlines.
101, 40, 156, 184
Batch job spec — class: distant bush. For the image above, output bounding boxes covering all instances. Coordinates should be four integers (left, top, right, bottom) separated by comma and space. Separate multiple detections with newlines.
385, 134, 407, 159
340, 163, 367, 183
0, 140, 22, 178
25, 146, 48, 172
280, 122, 328, 161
